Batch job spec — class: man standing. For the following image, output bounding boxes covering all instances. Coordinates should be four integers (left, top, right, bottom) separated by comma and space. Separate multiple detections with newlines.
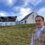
30, 15, 45, 45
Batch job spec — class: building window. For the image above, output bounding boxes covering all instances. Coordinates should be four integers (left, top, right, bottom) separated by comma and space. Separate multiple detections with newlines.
25, 20, 26, 24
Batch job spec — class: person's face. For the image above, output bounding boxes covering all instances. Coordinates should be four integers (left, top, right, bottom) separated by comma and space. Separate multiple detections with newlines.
35, 17, 44, 28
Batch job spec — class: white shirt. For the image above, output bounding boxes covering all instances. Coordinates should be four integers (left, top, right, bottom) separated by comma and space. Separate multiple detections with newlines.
30, 26, 44, 45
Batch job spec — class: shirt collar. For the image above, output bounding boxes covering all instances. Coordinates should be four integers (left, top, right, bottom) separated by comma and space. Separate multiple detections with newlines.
37, 26, 44, 31
40, 26, 44, 31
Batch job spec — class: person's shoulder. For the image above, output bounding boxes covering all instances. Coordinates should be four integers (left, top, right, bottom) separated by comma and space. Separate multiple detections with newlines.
43, 26, 45, 31
42, 26, 45, 33
44, 26, 45, 28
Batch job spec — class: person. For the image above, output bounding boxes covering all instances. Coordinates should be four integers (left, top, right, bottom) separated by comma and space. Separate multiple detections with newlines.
30, 15, 45, 45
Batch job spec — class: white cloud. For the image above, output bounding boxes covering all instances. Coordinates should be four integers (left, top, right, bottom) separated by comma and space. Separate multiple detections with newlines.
12, 6, 20, 13
6, 0, 14, 6
37, 7, 45, 18
29, 0, 42, 5
12, 6, 32, 21
0, 11, 16, 17
9, 12, 16, 16
0, 11, 8, 17
17, 7, 32, 21
0, 0, 17, 7
23, 0, 42, 6
20, 8, 32, 16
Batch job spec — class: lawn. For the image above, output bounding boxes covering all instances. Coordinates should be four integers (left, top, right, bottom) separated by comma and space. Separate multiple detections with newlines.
0, 24, 35, 45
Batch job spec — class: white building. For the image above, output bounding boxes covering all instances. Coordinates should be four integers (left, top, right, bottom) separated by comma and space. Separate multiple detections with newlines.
19, 12, 37, 24
0, 16, 17, 26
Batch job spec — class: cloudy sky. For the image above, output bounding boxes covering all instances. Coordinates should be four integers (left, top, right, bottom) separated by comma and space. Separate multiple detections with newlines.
0, 0, 45, 21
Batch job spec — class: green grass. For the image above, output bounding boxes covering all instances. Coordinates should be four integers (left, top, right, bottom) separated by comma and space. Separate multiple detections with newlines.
0, 24, 35, 45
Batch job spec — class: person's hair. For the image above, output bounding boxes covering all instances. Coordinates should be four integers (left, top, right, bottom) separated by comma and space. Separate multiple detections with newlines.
35, 15, 44, 21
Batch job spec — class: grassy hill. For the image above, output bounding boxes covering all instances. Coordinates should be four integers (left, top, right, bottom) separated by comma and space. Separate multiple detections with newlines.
0, 24, 35, 45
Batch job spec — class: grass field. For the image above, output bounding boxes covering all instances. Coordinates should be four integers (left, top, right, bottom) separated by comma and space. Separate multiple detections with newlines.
0, 24, 35, 45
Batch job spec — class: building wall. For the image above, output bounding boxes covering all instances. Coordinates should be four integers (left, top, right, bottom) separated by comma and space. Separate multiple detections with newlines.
26, 13, 37, 24
20, 13, 37, 24
0, 22, 16, 26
